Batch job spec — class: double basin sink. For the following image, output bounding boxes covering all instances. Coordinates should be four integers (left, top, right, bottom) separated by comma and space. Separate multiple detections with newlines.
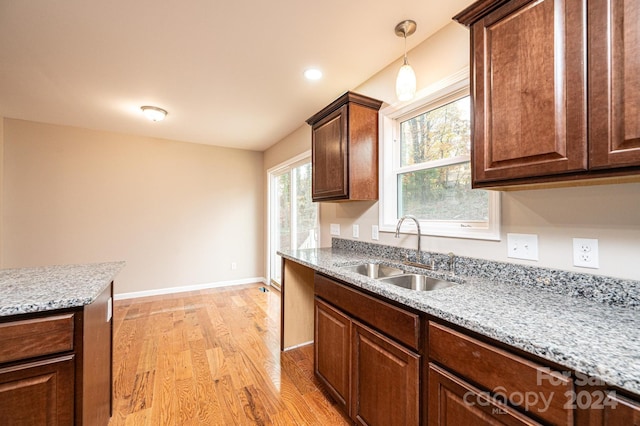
342, 263, 457, 292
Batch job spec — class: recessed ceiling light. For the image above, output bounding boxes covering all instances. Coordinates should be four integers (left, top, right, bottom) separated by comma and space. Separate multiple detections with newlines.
140, 106, 168, 122
304, 68, 323, 81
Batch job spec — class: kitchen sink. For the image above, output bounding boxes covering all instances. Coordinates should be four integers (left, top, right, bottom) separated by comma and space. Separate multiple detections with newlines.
342, 263, 404, 279
380, 274, 458, 291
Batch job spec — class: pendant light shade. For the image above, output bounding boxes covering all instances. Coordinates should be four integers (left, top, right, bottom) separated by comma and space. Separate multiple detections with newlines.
395, 20, 417, 101
396, 60, 417, 101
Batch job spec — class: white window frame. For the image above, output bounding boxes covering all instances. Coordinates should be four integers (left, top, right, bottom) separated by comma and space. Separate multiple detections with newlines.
379, 68, 501, 241
266, 151, 318, 289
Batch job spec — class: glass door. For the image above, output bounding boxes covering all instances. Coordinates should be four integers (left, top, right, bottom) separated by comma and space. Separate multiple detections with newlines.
269, 156, 318, 289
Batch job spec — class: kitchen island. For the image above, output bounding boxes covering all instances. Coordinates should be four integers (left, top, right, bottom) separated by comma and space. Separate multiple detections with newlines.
0, 261, 125, 425
280, 239, 640, 424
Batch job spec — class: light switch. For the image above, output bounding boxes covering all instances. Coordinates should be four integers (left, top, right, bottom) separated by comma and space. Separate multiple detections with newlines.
507, 233, 539, 261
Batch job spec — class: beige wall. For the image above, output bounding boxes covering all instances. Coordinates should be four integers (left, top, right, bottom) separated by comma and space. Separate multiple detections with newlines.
2, 119, 265, 295
0, 117, 3, 266
265, 22, 640, 281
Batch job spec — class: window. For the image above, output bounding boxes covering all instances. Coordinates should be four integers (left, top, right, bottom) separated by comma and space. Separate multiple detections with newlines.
380, 71, 500, 240
267, 152, 319, 289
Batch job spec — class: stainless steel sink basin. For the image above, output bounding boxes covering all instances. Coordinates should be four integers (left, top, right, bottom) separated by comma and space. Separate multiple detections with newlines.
342, 263, 404, 279
380, 274, 458, 291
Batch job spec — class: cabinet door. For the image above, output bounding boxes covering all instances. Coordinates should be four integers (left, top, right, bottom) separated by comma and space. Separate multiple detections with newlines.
351, 321, 419, 426
0, 355, 75, 425
428, 364, 541, 426
576, 390, 640, 426
314, 298, 351, 413
470, 0, 587, 185
589, 0, 640, 168
311, 105, 348, 200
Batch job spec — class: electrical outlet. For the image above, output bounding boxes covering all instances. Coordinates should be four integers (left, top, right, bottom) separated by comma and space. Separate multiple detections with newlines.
573, 238, 599, 268
372, 225, 379, 240
352, 224, 359, 238
330, 223, 341, 236
507, 233, 539, 261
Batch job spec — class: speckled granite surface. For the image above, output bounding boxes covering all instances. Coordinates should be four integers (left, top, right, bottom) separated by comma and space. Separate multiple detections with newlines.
0, 262, 125, 317
278, 242, 640, 396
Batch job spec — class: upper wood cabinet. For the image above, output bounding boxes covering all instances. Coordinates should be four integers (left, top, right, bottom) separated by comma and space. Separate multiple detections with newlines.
589, 0, 640, 169
455, 0, 640, 188
306, 92, 383, 201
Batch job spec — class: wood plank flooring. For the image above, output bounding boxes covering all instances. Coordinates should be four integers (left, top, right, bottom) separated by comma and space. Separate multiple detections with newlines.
109, 283, 350, 425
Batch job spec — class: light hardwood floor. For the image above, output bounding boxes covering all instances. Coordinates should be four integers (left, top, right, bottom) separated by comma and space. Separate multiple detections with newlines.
109, 283, 350, 425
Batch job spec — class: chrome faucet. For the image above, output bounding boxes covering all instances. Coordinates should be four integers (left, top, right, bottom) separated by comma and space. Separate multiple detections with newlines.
395, 215, 433, 269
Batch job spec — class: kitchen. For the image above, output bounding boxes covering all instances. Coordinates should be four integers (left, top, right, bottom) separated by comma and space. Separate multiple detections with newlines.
1, 0, 639, 424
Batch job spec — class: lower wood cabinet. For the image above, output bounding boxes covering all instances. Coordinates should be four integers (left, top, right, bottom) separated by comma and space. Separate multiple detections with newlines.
582, 391, 640, 425
314, 273, 421, 425
352, 321, 419, 426
0, 282, 113, 425
428, 363, 541, 426
0, 355, 75, 425
315, 298, 351, 413
428, 321, 574, 425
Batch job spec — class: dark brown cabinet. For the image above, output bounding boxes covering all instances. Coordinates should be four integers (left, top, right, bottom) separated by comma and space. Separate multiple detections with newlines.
314, 298, 351, 413
581, 391, 640, 425
0, 356, 75, 425
589, 0, 640, 169
352, 322, 419, 426
455, 0, 640, 188
306, 92, 383, 201
428, 322, 574, 425
428, 363, 541, 426
0, 282, 113, 425
314, 273, 421, 425
602, 393, 640, 425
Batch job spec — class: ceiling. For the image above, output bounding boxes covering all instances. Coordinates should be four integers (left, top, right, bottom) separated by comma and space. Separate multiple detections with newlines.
0, 0, 473, 151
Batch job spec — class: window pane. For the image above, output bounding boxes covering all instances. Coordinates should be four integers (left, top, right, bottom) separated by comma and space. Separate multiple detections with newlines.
293, 163, 317, 250
400, 96, 471, 167
398, 162, 488, 221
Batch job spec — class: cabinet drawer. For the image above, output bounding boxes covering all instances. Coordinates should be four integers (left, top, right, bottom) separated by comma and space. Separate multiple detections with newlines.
315, 273, 420, 350
429, 322, 574, 425
0, 314, 75, 364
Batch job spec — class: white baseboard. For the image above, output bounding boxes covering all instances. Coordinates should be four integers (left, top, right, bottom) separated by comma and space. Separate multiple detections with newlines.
114, 277, 268, 300
282, 340, 314, 351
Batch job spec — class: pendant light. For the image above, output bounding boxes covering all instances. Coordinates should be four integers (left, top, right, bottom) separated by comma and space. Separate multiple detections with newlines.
395, 20, 417, 101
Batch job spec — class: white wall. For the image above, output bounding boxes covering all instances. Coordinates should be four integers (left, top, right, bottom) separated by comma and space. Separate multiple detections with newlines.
2, 119, 265, 294
266, 22, 640, 281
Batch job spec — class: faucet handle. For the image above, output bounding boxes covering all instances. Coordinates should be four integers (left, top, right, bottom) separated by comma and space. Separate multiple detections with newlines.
447, 252, 456, 274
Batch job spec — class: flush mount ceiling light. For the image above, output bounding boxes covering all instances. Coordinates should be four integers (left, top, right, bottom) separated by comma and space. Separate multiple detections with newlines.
140, 106, 167, 122
395, 20, 417, 101
304, 68, 323, 81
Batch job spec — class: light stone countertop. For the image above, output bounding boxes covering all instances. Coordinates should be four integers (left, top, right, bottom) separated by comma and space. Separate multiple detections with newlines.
279, 246, 640, 396
0, 261, 125, 317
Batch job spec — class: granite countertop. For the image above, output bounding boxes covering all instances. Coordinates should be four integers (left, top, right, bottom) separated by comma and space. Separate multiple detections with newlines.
0, 261, 126, 317
279, 246, 640, 396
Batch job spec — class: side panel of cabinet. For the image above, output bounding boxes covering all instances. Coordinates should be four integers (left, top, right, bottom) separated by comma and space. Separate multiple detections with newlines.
314, 298, 351, 413
589, 0, 640, 168
351, 321, 419, 426
80, 283, 113, 425
471, 0, 587, 184
347, 103, 379, 200
0, 355, 75, 425
312, 105, 348, 200
428, 363, 541, 426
